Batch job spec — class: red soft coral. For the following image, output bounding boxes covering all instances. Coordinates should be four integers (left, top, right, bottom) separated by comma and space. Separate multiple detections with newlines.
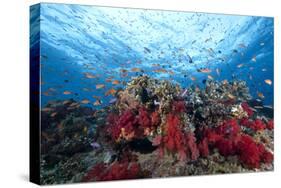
198, 138, 209, 157
106, 110, 139, 141
241, 102, 254, 117
172, 101, 186, 113
240, 118, 265, 132
159, 114, 199, 161
185, 132, 200, 160
267, 120, 274, 130
215, 138, 236, 156
216, 119, 240, 138
83, 162, 141, 182
151, 111, 160, 127
138, 107, 151, 128
236, 135, 261, 168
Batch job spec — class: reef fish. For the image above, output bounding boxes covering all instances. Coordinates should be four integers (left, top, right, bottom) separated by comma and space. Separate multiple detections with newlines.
264, 79, 272, 85
112, 80, 120, 85
93, 99, 102, 106
84, 72, 97, 79
105, 88, 117, 96
197, 68, 212, 73
81, 99, 90, 104
63, 91, 72, 95
96, 84, 105, 89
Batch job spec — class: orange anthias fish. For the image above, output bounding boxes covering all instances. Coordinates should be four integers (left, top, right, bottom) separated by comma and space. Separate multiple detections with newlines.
264, 79, 272, 85
106, 78, 112, 82
81, 99, 90, 104
105, 88, 117, 96
96, 84, 105, 89
63, 91, 72, 95
112, 80, 120, 85
257, 92, 265, 99
198, 68, 212, 73
190, 76, 196, 81
131, 67, 142, 72
84, 72, 97, 79
153, 68, 167, 73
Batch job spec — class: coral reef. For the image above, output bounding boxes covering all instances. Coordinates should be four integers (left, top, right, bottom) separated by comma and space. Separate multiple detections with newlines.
40, 75, 274, 184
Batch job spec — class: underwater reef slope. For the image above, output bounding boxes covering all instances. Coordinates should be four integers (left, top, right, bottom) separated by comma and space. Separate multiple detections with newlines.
40, 75, 273, 184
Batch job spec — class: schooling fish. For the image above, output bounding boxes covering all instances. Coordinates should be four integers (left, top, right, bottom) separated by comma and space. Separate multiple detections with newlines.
190, 76, 196, 81
197, 68, 212, 73
93, 99, 102, 106
84, 72, 97, 79
216, 68, 220, 76
63, 91, 72, 95
105, 88, 117, 96
257, 92, 265, 99
264, 79, 272, 85
144, 47, 151, 53
207, 75, 214, 80
154, 69, 168, 73
50, 112, 57, 117
131, 67, 142, 72
239, 43, 247, 48
81, 99, 90, 104
251, 55, 257, 62
96, 84, 105, 89
112, 80, 120, 85
237, 63, 244, 68
185, 54, 193, 63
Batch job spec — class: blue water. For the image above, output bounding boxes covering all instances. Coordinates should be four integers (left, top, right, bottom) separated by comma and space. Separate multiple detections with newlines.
30, 3, 274, 108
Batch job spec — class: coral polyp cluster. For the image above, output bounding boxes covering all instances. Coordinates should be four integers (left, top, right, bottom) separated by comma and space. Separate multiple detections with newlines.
40, 75, 273, 184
